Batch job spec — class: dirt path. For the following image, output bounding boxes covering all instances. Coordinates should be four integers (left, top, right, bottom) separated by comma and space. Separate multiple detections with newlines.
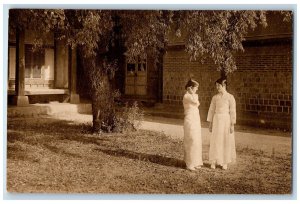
51, 113, 291, 155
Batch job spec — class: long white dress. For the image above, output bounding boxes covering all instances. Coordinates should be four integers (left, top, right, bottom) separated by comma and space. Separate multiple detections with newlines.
207, 91, 236, 166
183, 92, 203, 169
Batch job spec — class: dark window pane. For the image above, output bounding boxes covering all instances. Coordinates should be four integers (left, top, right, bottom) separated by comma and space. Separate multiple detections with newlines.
143, 63, 146, 71
127, 63, 135, 72
25, 45, 32, 78
25, 67, 31, 78
25, 45, 44, 78
32, 65, 41, 78
138, 63, 146, 72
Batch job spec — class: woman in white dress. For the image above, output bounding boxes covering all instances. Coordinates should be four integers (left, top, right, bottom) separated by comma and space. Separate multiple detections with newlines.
207, 78, 236, 170
183, 79, 203, 171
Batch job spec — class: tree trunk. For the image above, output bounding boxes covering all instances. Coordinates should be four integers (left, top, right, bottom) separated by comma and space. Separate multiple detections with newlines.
91, 74, 115, 133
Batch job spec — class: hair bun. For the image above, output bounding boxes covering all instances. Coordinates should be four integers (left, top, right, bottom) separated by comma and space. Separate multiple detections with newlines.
215, 78, 228, 86
185, 78, 199, 90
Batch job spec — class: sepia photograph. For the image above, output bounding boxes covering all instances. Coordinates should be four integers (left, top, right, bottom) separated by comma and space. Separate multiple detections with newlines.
3, 2, 295, 199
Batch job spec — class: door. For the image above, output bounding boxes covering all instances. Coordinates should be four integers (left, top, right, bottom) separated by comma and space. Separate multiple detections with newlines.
125, 58, 147, 96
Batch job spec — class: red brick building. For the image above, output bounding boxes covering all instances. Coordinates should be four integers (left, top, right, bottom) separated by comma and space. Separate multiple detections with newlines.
162, 12, 293, 130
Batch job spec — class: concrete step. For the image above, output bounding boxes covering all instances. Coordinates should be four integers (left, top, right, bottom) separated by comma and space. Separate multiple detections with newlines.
7, 102, 92, 117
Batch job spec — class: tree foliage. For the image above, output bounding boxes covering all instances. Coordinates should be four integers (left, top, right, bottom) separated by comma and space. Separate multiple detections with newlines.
174, 11, 268, 73
9, 9, 292, 74
9, 9, 292, 131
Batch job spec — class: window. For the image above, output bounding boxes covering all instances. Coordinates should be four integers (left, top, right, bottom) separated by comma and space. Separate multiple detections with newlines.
127, 63, 135, 75
138, 62, 146, 72
25, 45, 45, 78
125, 57, 147, 95
8, 46, 16, 79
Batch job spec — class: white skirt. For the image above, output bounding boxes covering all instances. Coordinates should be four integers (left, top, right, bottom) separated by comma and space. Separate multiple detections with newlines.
209, 113, 236, 165
183, 109, 203, 168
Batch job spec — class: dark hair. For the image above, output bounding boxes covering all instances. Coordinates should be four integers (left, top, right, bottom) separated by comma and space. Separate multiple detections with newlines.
185, 79, 199, 90
215, 78, 227, 87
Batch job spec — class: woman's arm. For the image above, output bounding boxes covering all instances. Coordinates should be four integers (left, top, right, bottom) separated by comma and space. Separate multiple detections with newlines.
229, 95, 236, 125
209, 122, 213, 132
207, 96, 216, 123
184, 93, 199, 105
193, 94, 200, 106
229, 95, 236, 133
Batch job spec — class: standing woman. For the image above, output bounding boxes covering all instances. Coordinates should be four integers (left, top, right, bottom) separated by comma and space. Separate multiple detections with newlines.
207, 78, 236, 170
183, 79, 203, 171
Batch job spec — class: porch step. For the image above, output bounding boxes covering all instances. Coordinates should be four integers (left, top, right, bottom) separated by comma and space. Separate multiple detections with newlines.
7, 102, 92, 118
8, 89, 69, 95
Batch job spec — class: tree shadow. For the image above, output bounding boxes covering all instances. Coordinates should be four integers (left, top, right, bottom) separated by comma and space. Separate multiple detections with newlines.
42, 143, 83, 159
57, 134, 111, 146
7, 130, 26, 143
7, 131, 85, 161
95, 147, 186, 169
7, 117, 111, 145
7, 145, 32, 162
8, 116, 186, 168
8, 117, 89, 135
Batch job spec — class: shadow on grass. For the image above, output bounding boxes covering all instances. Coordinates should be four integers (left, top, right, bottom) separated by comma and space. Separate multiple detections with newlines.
7, 118, 103, 161
8, 118, 86, 134
7, 117, 112, 145
42, 143, 83, 159
7, 130, 25, 143
7, 145, 32, 162
8, 116, 186, 169
95, 147, 186, 169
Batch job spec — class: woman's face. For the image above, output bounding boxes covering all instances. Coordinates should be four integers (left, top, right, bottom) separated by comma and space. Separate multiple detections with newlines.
216, 83, 225, 93
189, 86, 198, 94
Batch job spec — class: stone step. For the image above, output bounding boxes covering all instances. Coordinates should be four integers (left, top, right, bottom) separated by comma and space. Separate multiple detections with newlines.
7, 102, 92, 117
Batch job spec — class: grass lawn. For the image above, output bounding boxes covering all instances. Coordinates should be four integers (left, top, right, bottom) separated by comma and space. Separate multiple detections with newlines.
6, 116, 292, 194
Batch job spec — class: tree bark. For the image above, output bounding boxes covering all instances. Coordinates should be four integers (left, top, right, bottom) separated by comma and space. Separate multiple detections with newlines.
91, 74, 115, 132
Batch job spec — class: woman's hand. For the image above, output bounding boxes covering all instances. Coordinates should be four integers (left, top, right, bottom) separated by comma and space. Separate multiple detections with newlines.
230, 125, 234, 134
209, 122, 212, 132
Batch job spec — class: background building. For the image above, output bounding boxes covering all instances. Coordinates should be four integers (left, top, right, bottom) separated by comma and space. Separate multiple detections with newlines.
8, 11, 293, 130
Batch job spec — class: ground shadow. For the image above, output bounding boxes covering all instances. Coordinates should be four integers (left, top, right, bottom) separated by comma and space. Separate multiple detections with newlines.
95, 147, 186, 169
8, 116, 185, 169
7, 130, 26, 143
7, 145, 32, 162
7, 117, 111, 145
42, 143, 83, 159
7, 117, 112, 161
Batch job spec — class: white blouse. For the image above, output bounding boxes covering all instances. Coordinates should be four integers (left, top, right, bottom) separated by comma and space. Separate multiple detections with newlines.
183, 92, 200, 114
207, 91, 236, 124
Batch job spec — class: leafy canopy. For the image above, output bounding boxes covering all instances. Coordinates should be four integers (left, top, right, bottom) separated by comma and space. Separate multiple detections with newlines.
9, 9, 292, 74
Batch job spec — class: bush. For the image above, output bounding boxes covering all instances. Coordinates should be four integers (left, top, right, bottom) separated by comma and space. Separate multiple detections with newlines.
113, 101, 144, 133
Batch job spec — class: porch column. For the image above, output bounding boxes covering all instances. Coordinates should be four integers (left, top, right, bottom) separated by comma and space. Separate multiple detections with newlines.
13, 28, 29, 106
69, 47, 80, 104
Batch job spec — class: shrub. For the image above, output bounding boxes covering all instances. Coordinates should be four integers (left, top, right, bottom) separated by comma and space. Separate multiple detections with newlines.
113, 101, 144, 133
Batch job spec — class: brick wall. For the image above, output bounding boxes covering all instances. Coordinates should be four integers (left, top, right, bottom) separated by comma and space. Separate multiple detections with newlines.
228, 41, 292, 130
163, 40, 292, 130
163, 47, 220, 119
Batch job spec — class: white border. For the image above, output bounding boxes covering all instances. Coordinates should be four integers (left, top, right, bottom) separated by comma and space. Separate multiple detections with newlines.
1, 1, 299, 203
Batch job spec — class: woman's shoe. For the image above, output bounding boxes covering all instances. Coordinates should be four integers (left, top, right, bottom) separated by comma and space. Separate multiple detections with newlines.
210, 164, 216, 169
186, 167, 197, 171
222, 164, 228, 170
195, 166, 202, 170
